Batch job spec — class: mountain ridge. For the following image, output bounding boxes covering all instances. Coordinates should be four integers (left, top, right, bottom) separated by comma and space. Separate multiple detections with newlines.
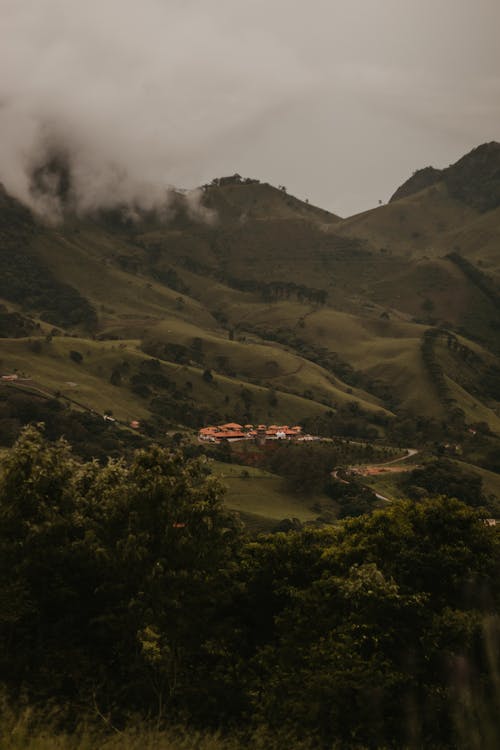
389, 141, 500, 212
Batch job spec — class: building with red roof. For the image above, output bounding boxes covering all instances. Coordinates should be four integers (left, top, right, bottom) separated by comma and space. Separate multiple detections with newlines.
198, 421, 307, 443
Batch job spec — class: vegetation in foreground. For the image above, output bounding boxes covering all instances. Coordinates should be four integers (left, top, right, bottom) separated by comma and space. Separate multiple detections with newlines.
0, 708, 267, 750
1, 426, 500, 749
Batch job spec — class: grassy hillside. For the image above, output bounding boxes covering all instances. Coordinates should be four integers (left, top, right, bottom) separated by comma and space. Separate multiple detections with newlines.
335, 182, 478, 258
0, 333, 349, 429
202, 176, 341, 224
211, 460, 334, 523
1, 145, 500, 440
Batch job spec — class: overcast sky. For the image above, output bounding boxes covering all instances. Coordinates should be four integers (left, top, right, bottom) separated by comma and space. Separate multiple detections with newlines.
1, 0, 499, 217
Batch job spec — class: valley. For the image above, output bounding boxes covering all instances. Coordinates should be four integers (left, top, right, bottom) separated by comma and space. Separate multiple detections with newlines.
1, 145, 500, 525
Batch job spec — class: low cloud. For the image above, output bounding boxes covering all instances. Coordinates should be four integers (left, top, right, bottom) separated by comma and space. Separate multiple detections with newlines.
0, 0, 311, 220
1, 0, 499, 218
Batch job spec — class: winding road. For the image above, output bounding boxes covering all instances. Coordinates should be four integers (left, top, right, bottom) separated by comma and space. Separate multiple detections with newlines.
332, 447, 420, 503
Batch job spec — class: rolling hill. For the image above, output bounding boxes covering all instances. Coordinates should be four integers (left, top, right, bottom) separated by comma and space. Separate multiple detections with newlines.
1, 146, 500, 452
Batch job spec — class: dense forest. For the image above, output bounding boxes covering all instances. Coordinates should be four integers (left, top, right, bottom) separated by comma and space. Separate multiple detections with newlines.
1, 426, 499, 749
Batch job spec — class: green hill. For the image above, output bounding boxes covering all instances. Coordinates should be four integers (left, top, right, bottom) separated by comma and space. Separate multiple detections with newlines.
1, 144, 500, 448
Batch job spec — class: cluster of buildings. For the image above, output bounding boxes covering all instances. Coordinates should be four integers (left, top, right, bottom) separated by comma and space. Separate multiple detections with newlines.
198, 422, 317, 444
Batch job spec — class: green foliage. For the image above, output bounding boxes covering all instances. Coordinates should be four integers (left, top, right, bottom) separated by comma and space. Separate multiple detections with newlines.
0, 703, 254, 750
325, 476, 378, 518
69, 350, 83, 364
238, 499, 500, 748
151, 266, 190, 295
265, 441, 383, 496
0, 390, 143, 459
401, 458, 490, 509
421, 328, 456, 407
0, 189, 94, 332
302, 406, 381, 440
0, 426, 238, 716
0, 308, 37, 338
0, 428, 499, 747
223, 277, 327, 306
447, 252, 500, 317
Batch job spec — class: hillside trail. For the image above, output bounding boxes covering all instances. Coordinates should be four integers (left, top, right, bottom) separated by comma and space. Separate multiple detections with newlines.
333, 448, 419, 477
266, 362, 305, 379
358, 448, 419, 502
352, 447, 419, 478
373, 447, 419, 467
332, 447, 419, 504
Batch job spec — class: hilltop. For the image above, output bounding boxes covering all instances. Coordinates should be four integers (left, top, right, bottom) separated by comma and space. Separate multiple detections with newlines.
390, 141, 500, 211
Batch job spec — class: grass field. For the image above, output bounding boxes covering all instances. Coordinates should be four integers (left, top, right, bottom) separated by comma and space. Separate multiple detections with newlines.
211, 461, 334, 523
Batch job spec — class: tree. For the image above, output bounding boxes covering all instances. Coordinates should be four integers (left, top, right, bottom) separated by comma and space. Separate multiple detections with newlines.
109, 366, 122, 385
325, 476, 378, 517
401, 459, 488, 509
69, 349, 83, 364
202, 368, 213, 383
256, 562, 427, 748
0, 426, 239, 718
0, 425, 83, 693
1, 428, 499, 746
234, 498, 500, 747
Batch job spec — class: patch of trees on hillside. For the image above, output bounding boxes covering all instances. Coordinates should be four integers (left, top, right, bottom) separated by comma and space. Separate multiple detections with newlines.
225, 277, 328, 306
0, 390, 143, 460
0, 243, 97, 331
178, 254, 328, 307
150, 266, 191, 295
420, 328, 465, 423
0, 307, 37, 338
301, 403, 385, 440
400, 458, 498, 514
421, 326, 500, 428
240, 323, 395, 404
228, 440, 394, 520
0, 191, 97, 331
447, 252, 500, 316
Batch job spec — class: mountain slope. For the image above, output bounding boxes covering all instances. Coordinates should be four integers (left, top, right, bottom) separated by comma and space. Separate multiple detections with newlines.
1, 146, 500, 440
390, 141, 500, 212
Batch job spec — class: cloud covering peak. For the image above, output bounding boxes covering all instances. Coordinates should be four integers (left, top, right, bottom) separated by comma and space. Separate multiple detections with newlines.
1, 0, 499, 217
0, 0, 310, 219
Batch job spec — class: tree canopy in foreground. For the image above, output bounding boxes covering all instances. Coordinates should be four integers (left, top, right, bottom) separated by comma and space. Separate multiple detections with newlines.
0, 426, 499, 749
